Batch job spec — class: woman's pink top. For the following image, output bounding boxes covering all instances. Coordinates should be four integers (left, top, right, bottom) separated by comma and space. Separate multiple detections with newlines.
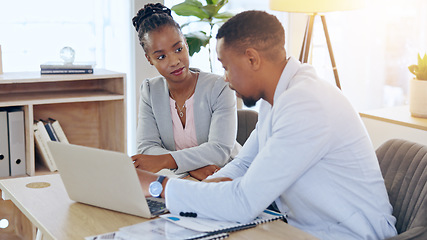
169, 95, 198, 150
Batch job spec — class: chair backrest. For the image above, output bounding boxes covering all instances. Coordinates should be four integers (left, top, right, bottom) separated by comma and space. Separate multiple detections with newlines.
376, 139, 427, 234
236, 109, 258, 146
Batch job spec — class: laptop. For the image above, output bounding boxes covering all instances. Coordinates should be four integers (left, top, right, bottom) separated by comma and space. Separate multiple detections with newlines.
47, 141, 168, 218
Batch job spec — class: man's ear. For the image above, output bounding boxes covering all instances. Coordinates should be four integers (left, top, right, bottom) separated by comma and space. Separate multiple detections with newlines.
145, 54, 153, 66
245, 48, 261, 71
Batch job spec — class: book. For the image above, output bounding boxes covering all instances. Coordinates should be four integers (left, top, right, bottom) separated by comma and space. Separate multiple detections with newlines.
40, 68, 93, 74
44, 122, 59, 141
34, 121, 57, 172
160, 209, 286, 233
40, 61, 95, 69
49, 118, 69, 143
34, 118, 69, 171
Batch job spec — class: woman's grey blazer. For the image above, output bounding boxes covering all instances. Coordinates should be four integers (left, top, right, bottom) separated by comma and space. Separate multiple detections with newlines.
136, 71, 237, 174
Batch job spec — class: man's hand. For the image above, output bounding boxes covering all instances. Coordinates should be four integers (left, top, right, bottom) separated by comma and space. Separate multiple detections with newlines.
131, 154, 177, 173
189, 165, 221, 181
135, 169, 168, 198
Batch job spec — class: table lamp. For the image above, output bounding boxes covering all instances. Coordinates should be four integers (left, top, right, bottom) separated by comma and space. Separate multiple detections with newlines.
270, 0, 365, 89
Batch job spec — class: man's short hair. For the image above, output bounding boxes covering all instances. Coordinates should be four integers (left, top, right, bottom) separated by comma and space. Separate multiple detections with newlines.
216, 11, 285, 59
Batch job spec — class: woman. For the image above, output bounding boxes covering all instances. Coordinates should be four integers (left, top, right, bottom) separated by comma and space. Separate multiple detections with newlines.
131, 3, 239, 180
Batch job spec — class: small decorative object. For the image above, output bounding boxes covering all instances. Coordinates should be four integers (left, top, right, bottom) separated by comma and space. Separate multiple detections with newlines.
60, 46, 75, 64
408, 53, 427, 118
40, 46, 94, 74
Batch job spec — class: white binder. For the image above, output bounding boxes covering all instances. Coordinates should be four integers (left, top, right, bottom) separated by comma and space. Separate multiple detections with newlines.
8, 110, 26, 176
0, 111, 10, 177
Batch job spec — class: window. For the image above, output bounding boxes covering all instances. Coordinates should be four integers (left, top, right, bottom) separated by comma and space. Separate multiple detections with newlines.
307, 0, 427, 110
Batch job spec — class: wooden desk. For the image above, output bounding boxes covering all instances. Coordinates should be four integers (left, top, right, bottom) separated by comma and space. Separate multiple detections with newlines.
360, 105, 427, 149
0, 174, 318, 240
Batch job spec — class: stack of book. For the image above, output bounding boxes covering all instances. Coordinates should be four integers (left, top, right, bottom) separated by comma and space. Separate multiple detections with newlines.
34, 118, 69, 172
40, 62, 94, 74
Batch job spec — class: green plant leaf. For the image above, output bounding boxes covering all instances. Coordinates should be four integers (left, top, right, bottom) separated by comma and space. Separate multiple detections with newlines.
409, 65, 418, 76
216, 0, 228, 8
409, 53, 427, 79
184, 31, 210, 56
171, 0, 209, 20
214, 12, 234, 19
202, 5, 220, 18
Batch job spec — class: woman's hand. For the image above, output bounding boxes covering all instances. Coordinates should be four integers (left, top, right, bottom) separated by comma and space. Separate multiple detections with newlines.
189, 165, 221, 181
202, 177, 232, 183
131, 154, 177, 173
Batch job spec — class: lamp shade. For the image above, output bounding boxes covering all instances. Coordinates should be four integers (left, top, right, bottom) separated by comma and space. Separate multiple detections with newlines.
270, 0, 365, 13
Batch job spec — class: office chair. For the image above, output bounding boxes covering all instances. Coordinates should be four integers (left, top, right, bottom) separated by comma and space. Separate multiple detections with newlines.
376, 139, 427, 240
236, 109, 258, 146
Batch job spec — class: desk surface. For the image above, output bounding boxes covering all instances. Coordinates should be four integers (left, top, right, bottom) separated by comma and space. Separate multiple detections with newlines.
360, 105, 427, 131
0, 174, 318, 240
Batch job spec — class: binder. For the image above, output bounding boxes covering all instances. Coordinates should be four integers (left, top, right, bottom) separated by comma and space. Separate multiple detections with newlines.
8, 110, 26, 176
0, 111, 10, 177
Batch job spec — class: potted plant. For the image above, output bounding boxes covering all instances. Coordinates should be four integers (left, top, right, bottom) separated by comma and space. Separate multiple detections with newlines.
171, 0, 233, 72
408, 53, 427, 118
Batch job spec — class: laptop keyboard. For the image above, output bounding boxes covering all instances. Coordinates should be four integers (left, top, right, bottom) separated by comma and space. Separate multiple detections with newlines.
147, 198, 167, 215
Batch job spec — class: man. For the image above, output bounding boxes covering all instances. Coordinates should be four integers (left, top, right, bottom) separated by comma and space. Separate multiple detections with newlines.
136, 11, 397, 239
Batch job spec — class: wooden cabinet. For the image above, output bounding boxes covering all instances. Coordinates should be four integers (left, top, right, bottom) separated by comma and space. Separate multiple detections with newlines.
0, 69, 127, 239
0, 69, 127, 177
360, 105, 427, 149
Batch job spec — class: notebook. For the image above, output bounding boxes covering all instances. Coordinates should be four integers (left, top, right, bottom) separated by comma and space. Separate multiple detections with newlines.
86, 209, 285, 240
47, 141, 168, 218
160, 209, 286, 233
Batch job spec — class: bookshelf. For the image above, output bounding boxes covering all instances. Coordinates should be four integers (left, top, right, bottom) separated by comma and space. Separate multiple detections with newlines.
0, 69, 127, 239
0, 69, 127, 177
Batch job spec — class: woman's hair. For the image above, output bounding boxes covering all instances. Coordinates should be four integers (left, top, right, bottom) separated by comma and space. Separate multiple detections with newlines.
216, 11, 285, 60
132, 3, 181, 52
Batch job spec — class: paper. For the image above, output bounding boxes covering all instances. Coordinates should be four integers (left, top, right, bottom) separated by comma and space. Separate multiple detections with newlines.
117, 218, 213, 240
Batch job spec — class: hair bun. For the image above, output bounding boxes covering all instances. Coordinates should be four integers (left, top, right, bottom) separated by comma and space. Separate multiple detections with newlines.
133, 3, 172, 32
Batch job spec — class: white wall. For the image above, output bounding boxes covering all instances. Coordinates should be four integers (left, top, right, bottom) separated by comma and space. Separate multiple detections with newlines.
129, 0, 162, 155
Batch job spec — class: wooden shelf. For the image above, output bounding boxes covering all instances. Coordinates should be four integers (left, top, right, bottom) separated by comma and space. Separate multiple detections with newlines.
360, 105, 427, 149
0, 69, 127, 240
360, 105, 427, 131
0, 69, 127, 177
0, 69, 124, 83
0, 89, 124, 106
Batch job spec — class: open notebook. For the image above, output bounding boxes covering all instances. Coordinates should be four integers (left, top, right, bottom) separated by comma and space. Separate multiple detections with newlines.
47, 141, 168, 218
